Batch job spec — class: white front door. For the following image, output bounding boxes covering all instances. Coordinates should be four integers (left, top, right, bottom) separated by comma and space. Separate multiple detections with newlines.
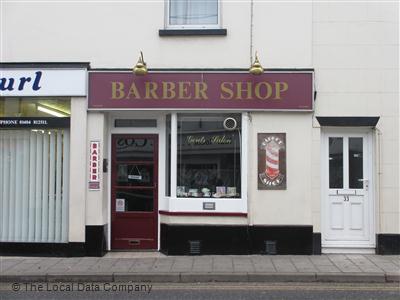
322, 130, 375, 250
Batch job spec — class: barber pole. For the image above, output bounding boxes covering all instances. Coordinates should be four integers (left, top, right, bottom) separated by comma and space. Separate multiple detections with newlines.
265, 140, 280, 180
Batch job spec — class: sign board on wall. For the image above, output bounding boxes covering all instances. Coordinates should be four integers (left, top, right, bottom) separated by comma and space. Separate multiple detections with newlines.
258, 133, 287, 190
0, 69, 87, 96
89, 141, 100, 190
88, 72, 313, 110
0, 117, 70, 128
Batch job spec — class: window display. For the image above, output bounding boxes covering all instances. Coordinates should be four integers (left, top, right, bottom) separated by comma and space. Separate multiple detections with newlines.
176, 114, 241, 198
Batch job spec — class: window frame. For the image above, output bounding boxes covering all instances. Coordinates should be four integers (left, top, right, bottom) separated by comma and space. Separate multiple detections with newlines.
165, 0, 222, 30
165, 112, 248, 214
176, 113, 242, 199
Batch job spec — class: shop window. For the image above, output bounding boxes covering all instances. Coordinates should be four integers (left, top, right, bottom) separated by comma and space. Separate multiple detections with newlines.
0, 97, 70, 243
167, 0, 220, 29
177, 114, 241, 198
0, 129, 70, 242
0, 97, 70, 117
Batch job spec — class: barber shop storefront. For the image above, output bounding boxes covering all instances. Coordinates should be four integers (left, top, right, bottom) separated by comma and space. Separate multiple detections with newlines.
87, 71, 317, 255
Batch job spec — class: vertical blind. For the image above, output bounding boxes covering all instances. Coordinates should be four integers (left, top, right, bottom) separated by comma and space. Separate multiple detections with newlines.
169, 0, 218, 25
0, 129, 69, 243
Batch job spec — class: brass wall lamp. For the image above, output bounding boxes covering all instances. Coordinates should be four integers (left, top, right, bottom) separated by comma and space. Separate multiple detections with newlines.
133, 51, 148, 76
249, 51, 264, 75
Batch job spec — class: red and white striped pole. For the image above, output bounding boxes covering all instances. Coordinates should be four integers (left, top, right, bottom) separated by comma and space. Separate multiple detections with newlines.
265, 140, 280, 180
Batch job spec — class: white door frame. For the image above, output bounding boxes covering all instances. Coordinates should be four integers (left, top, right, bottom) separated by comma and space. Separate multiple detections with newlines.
106, 111, 167, 251
321, 127, 375, 251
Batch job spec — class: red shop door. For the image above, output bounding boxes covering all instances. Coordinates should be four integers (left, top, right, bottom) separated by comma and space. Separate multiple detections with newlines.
111, 134, 158, 249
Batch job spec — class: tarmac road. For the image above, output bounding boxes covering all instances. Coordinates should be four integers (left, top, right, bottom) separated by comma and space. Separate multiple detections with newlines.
0, 282, 399, 300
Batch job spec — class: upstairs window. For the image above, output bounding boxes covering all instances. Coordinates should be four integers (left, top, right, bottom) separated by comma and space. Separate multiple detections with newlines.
168, 0, 220, 29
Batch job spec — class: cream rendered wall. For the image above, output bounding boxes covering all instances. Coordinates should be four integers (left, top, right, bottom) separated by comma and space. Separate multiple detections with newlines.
1, 1, 249, 68
312, 1, 399, 234
248, 112, 313, 225
69, 97, 87, 242
252, 1, 312, 68
1, 1, 311, 68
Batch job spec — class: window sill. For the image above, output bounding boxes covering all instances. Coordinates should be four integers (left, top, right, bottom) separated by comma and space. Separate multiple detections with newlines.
165, 197, 247, 214
159, 210, 247, 217
159, 28, 227, 36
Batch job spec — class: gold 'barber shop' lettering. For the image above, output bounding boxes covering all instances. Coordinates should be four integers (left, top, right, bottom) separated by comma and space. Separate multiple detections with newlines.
220, 81, 288, 100
111, 82, 125, 99
274, 82, 288, 100
111, 81, 208, 100
162, 82, 176, 99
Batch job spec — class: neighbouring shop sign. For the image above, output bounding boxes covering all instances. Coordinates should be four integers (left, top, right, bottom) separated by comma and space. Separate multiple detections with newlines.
89, 141, 101, 190
88, 72, 313, 110
0, 69, 86, 96
258, 133, 287, 190
0, 117, 70, 128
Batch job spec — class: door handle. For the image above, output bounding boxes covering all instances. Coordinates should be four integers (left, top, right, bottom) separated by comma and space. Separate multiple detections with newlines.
358, 179, 369, 190
343, 195, 349, 202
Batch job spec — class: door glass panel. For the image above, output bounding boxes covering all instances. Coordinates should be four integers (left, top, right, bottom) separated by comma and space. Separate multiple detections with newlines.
115, 138, 154, 161
349, 137, 363, 189
329, 137, 343, 189
116, 163, 154, 186
115, 189, 153, 212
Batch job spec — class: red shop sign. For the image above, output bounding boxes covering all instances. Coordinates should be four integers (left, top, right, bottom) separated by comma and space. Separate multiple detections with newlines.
89, 141, 100, 190
88, 72, 313, 111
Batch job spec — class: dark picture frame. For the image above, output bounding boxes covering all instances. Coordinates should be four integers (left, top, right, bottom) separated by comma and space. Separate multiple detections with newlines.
258, 133, 287, 190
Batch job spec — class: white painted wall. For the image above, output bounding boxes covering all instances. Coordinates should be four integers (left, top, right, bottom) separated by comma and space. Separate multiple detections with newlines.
68, 97, 87, 242
312, 1, 399, 234
0, 1, 311, 68
248, 112, 313, 225
86, 112, 108, 226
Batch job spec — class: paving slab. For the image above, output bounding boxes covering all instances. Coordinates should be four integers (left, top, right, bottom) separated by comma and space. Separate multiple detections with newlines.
192, 257, 213, 272
109, 258, 137, 272
150, 258, 174, 272
271, 258, 297, 272
170, 257, 194, 272
233, 257, 256, 273
129, 258, 156, 272
250, 256, 276, 272
213, 257, 234, 273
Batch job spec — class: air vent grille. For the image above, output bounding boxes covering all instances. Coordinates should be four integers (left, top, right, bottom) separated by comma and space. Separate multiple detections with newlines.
264, 240, 277, 255
188, 240, 201, 255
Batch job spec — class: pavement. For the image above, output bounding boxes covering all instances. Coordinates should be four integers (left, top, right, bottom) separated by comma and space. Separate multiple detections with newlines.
0, 253, 399, 283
